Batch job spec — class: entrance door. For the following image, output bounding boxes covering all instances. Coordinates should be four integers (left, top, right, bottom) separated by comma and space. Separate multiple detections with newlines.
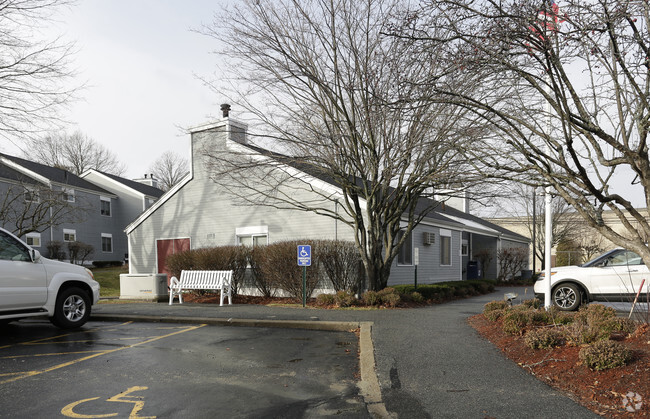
156, 238, 190, 284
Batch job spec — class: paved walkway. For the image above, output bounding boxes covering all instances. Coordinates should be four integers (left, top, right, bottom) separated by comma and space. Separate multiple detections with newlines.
93, 287, 599, 418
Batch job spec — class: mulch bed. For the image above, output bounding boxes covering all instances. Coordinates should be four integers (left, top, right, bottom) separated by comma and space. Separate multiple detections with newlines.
468, 315, 650, 417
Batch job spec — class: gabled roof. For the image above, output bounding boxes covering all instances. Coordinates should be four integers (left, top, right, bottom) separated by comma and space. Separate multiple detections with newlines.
83, 170, 165, 198
0, 153, 113, 195
237, 142, 529, 242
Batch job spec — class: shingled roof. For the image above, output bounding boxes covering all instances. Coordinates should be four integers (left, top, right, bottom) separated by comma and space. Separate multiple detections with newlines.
0, 153, 113, 195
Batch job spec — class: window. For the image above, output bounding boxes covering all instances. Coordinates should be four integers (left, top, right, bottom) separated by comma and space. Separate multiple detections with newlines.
238, 235, 267, 246
26, 233, 41, 247
461, 239, 468, 257
440, 229, 452, 266
236, 226, 268, 246
101, 233, 113, 253
100, 197, 111, 216
0, 230, 30, 261
63, 188, 75, 202
63, 229, 76, 242
397, 230, 413, 265
24, 188, 39, 203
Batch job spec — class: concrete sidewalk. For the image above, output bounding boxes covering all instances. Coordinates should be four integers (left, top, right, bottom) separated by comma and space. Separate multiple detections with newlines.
92, 287, 599, 418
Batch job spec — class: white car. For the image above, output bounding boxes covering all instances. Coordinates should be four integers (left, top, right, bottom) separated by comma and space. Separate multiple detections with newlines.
534, 248, 649, 311
0, 227, 100, 328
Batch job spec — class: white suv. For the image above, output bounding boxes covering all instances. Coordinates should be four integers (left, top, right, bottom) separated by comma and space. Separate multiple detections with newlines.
0, 227, 100, 328
534, 248, 648, 311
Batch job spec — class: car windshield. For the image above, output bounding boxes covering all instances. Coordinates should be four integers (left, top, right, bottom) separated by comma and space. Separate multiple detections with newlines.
582, 249, 643, 267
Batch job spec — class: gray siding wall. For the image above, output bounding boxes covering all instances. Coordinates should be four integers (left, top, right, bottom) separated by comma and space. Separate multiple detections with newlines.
128, 124, 356, 274
389, 223, 463, 286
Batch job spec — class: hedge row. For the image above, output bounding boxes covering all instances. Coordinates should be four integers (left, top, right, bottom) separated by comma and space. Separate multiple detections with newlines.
166, 240, 363, 299
391, 280, 496, 302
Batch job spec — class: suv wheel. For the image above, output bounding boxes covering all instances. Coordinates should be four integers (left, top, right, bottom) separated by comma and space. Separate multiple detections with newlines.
50, 287, 91, 329
552, 283, 581, 311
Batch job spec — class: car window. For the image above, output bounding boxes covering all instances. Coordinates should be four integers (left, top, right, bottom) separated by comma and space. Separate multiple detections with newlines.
0, 230, 31, 262
607, 250, 643, 266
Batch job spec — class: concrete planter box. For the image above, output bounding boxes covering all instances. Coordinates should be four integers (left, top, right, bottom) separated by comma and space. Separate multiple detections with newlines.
120, 274, 168, 301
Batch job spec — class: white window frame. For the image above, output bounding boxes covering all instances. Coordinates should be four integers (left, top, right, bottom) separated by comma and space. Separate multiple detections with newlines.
63, 229, 76, 242
24, 187, 40, 203
26, 232, 41, 247
100, 196, 112, 217
461, 239, 469, 257
101, 233, 113, 253
440, 229, 452, 266
63, 188, 75, 203
235, 226, 268, 246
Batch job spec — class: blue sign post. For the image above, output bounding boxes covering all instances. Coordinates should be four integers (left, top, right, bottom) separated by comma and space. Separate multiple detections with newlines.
297, 245, 311, 307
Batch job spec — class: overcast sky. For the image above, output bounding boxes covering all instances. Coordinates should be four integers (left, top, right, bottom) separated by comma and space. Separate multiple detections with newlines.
8, 0, 229, 179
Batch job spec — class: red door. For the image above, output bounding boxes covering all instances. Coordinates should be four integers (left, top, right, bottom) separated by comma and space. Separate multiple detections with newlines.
157, 238, 190, 284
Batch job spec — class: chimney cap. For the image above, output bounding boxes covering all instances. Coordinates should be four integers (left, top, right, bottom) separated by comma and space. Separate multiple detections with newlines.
220, 103, 231, 118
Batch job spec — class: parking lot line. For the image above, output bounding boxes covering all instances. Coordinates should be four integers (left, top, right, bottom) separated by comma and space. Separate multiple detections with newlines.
0, 321, 134, 350
0, 323, 206, 384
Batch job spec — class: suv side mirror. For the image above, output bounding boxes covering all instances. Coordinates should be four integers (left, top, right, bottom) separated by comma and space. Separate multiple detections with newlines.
30, 249, 41, 262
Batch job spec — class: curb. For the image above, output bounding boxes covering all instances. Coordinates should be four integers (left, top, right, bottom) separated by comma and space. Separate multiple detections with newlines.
91, 313, 390, 418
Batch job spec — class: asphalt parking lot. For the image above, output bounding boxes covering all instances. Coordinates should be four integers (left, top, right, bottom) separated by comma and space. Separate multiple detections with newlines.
0, 320, 368, 418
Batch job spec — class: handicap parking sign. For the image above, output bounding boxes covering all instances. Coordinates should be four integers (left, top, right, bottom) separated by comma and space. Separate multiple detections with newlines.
297, 245, 311, 266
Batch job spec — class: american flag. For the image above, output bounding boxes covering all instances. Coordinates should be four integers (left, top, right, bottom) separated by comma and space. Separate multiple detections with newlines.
530, 0, 562, 42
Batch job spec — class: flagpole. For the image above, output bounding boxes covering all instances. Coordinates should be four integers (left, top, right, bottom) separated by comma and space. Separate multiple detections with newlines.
543, 2, 556, 310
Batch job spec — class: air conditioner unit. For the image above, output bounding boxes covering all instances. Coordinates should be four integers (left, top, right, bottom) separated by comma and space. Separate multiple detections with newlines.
423, 232, 435, 245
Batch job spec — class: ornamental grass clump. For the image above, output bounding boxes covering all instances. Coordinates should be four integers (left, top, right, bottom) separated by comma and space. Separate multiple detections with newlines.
524, 327, 564, 349
579, 339, 633, 371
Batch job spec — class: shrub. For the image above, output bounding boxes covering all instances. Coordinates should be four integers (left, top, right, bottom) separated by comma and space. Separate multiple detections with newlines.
484, 300, 509, 314
378, 288, 401, 307
362, 290, 380, 306
524, 327, 564, 349
522, 299, 541, 309
485, 308, 507, 322
166, 245, 248, 295
249, 245, 276, 298
317, 240, 363, 293
255, 240, 320, 301
497, 247, 528, 282
46, 240, 65, 260
316, 293, 336, 306
502, 309, 531, 335
335, 290, 357, 307
410, 292, 424, 304
579, 339, 632, 371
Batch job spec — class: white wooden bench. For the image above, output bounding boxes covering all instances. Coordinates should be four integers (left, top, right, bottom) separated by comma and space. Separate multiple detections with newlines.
168, 270, 233, 306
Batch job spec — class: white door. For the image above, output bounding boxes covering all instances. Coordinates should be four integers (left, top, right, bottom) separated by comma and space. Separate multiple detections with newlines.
0, 230, 47, 310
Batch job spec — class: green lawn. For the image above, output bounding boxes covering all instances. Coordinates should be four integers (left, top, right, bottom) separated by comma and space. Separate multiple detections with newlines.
91, 265, 128, 297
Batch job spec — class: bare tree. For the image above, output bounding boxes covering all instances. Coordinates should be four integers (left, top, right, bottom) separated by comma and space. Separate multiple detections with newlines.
489, 183, 583, 268
0, 180, 88, 237
400, 0, 650, 268
0, 0, 76, 146
26, 131, 127, 176
202, 0, 476, 290
147, 151, 188, 191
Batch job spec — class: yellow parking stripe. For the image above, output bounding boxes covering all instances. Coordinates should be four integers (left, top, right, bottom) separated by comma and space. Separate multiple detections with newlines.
2, 350, 105, 359
0, 324, 205, 384
0, 322, 134, 350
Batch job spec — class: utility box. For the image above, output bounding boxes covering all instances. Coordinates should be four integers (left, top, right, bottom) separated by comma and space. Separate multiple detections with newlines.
467, 260, 480, 280
119, 274, 168, 301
